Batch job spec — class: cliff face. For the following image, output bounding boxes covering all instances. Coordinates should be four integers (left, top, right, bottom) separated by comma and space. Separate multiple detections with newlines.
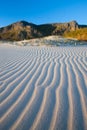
0, 20, 80, 41
52, 21, 78, 34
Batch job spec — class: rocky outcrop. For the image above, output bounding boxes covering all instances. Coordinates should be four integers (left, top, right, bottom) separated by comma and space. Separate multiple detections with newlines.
0, 21, 42, 40
0, 20, 81, 41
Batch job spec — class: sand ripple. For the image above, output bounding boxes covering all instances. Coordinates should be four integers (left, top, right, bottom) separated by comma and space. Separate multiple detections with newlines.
0, 45, 87, 130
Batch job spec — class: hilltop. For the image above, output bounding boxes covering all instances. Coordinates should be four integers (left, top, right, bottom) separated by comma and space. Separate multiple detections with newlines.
0, 20, 87, 41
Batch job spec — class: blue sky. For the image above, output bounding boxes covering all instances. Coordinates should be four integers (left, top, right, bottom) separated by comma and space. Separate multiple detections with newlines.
0, 0, 87, 27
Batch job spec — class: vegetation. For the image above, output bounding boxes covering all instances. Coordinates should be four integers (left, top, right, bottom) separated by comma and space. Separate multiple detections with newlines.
64, 28, 87, 41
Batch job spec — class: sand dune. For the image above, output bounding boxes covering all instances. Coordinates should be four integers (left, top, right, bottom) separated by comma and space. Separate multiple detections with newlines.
0, 45, 87, 130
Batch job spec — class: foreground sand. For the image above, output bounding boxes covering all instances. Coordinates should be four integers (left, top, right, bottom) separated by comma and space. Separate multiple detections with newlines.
0, 45, 87, 130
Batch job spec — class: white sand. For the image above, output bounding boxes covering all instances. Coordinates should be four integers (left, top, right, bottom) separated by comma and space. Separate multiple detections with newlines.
0, 45, 87, 130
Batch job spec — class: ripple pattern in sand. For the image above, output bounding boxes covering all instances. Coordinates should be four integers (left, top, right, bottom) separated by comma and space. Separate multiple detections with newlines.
0, 45, 87, 130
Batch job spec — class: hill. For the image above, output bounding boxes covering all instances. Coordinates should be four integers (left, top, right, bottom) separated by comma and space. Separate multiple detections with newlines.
0, 20, 87, 41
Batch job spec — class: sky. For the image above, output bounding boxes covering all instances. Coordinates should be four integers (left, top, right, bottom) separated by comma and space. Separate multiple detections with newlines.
0, 0, 87, 27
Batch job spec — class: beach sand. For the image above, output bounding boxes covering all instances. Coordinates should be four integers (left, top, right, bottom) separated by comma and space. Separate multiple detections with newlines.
0, 45, 87, 130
